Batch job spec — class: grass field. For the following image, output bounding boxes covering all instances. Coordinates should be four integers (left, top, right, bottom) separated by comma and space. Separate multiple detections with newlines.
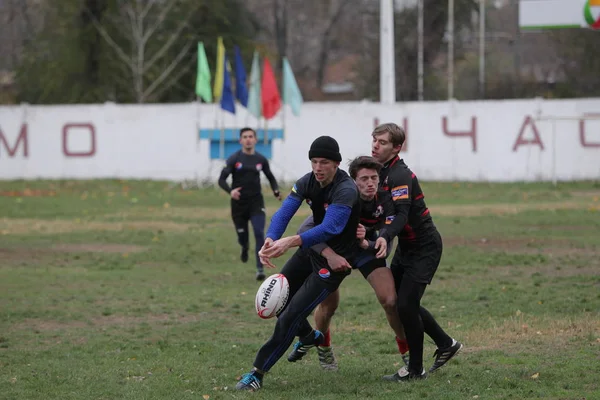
1, 179, 599, 400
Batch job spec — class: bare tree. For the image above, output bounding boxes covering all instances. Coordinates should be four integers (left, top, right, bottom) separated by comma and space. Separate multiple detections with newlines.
315, 0, 355, 88
273, 0, 288, 70
86, 0, 199, 103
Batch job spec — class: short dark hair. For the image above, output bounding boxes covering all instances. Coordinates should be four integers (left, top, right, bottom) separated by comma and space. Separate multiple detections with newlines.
240, 127, 256, 138
348, 156, 383, 179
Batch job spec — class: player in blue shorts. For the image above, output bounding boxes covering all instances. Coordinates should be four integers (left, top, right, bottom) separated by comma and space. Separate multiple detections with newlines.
288, 156, 409, 370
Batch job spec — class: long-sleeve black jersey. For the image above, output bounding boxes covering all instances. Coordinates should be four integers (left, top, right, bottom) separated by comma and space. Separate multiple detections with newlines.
378, 156, 435, 246
218, 150, 279, 200
359, 189, 395, 240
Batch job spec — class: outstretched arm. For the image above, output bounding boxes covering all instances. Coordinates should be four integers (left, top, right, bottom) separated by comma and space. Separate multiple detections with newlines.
261, 159, 281, 199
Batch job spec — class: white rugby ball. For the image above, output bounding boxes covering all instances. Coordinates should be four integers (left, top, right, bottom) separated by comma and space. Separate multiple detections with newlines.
255, 274, 290, 319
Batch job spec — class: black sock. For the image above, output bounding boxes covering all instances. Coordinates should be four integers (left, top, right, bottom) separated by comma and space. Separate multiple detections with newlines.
300, 330, 323, 346
252, 369, 264, 380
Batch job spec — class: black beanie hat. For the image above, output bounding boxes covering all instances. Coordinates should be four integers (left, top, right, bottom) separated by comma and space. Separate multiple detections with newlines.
308, 136, 342, 162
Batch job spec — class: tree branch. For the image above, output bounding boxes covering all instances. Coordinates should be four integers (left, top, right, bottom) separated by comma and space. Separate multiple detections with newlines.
86, 9, 134, 70
142, 0, 178, 44
317, 0, 354, 87
142, 17, 190, 74
150, 54, 196, 101
143, 40, 193, 99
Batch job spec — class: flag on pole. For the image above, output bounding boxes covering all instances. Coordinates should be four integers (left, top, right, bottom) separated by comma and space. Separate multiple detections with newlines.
247, 50, 262, 118
195, 42, 212, 102
213, 37, 225, 101
221, 53, 236, 114
234, 46, 249, 107
282, 57, 303, 116
261, 57, 281, 120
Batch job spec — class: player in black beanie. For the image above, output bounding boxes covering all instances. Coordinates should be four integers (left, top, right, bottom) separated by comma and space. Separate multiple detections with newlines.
236, 135, 362, 391
308, 136, 342, 162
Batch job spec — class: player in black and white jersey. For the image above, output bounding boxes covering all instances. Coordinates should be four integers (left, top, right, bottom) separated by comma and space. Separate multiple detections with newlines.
218, 127, 281, 280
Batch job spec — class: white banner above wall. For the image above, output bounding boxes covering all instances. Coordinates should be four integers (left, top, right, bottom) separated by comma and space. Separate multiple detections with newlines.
519, 0, 600, 30
1, 99, 599, 182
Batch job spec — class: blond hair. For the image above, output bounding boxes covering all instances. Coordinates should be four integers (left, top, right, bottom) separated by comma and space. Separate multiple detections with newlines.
372, 123, 406, 147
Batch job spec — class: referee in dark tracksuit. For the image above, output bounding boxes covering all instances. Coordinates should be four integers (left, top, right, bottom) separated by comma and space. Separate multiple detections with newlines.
218, 128, 281, 281
235, 136, 362, 391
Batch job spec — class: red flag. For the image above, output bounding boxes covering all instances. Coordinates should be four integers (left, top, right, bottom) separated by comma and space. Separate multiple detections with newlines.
261, 58, 281, 120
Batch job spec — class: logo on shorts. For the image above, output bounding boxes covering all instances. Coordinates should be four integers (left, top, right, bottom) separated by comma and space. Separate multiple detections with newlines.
235, 162, 243, 170
318, 268, 331, 279
256, 163, 262, 171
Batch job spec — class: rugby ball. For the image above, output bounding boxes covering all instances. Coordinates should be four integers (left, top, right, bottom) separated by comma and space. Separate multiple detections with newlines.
255, 274, 290, 319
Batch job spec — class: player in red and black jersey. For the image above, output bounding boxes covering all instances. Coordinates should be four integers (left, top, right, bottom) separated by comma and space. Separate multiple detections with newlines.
371, 123, 463, 381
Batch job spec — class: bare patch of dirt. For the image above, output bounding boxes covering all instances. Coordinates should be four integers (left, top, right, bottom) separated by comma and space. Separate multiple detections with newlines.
0, 247, 55, 263
105, 206, 313, 221
52, 243, 146, 253
488, 263, 600, 279
443, 235, 598, 256
8, 313, 202, 333
0, 189, 57, 197
570, 190, 600, 199
459, 315, 600, 352
0, 243, 147, 265
431, 201, 593, 217
0, 218, 192, 235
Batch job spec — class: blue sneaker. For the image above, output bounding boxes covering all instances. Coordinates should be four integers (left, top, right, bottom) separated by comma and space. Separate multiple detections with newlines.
287, 330, 323, 362
235, 372, 262, 391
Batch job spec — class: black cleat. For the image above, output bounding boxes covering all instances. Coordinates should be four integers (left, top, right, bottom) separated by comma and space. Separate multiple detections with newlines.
429, 339, 463, 373
383, 366, 427, 382
288, 330, 323, 362
241, 248, 249, 263
235, 372, 262, 391
256, 271, 266, 281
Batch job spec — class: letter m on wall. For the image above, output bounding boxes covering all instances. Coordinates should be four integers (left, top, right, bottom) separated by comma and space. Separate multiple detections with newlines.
0, 124, 29, 158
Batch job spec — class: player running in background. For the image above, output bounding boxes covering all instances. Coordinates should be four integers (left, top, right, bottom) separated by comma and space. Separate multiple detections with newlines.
289, 156, 409, 371
218, 127, 281, 281
370, 123, 463, 381
235, 136, 362, 391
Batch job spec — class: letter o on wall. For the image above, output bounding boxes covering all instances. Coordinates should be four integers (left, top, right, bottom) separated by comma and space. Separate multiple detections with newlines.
62, 123, 96, 157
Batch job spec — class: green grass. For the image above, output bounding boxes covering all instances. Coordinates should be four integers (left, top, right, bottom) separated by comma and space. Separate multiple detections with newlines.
1, 180, 599, 400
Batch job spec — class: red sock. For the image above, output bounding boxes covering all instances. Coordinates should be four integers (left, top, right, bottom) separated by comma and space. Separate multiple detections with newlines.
320, 329, 331, 347
396, 336, 409, 354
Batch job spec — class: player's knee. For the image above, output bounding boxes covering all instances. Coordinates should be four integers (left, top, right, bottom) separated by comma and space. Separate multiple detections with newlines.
318, 297, 339, 318
379, 293, 398, 314
320, 303, 337, 319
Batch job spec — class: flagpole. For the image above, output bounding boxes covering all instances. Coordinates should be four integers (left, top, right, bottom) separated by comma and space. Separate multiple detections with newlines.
196, 97, 201, 150
219, 109, 225, 160
264, 117, 268, 146
282, 101, 286, 142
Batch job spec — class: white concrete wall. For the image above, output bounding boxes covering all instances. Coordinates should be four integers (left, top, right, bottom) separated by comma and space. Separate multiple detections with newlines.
1, 98, 600, 182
